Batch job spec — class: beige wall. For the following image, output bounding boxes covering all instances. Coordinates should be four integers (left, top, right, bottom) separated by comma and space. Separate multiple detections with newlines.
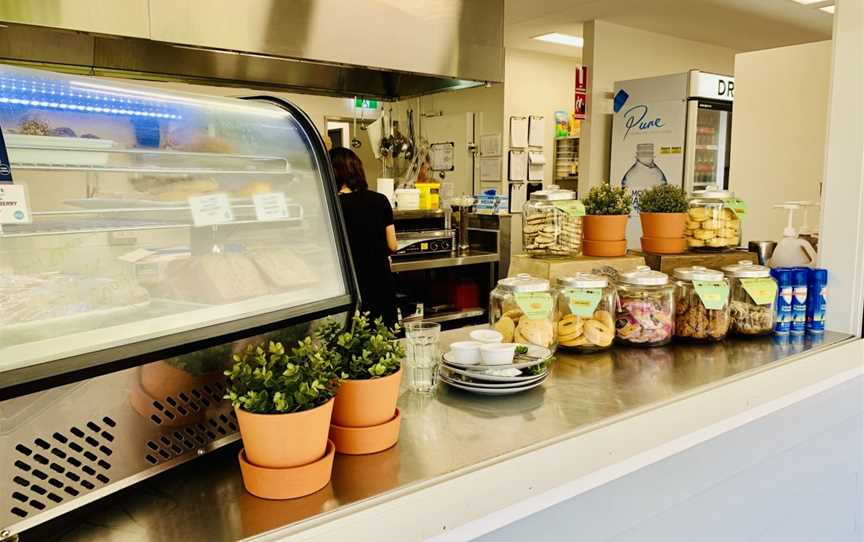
580, 20, 737, 194
729, 40, 831, 244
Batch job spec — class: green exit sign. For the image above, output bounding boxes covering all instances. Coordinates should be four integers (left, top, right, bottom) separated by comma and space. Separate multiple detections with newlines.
354, 98, 379, 109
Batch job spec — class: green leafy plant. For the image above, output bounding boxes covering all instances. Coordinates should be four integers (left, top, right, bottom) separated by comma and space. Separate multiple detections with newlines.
635, 184, 688, 213
167, 342, 233, 375
224, 338, 341, 414
317, 311, 405, 380
583, 184, 631, 215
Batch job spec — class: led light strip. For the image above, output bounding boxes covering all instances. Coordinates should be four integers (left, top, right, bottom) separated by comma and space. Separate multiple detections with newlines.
0, 96, 181, 119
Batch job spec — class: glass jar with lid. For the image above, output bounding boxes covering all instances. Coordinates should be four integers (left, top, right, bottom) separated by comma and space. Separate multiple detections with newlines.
555, 273, 616, 352
614, 266, 675, 347
684, 186, 743, 251
721, 260, 777, 336
490, 274, 557, 351
672, 266, 731, 342
522, 185, 583, 258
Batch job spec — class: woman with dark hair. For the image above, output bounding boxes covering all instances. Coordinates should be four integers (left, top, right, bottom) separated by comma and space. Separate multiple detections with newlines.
329, 147, 398, 326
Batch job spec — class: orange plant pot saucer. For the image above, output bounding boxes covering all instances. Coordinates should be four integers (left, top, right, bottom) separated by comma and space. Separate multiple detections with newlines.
640, 236, 687, 254
582, 239, 627, 257
238, 440, 335, 500
329, 409, 402, 455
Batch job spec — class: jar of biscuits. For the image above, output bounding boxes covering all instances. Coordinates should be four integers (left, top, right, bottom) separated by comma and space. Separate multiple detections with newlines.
555, 273, 616, 352
614, 266, 675, 347
522, 186, 583, 258
721, 260, 777, 336
672, 266, 731, 342
490, 274, 557, 351
684, 187, 742, 251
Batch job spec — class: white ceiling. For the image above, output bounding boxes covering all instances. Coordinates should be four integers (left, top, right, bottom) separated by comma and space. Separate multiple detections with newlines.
505, 0, 834, 58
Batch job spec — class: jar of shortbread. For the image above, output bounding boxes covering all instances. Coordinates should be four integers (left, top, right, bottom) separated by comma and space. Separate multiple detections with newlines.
684, 186, 743, 251
522, 186, 583, 258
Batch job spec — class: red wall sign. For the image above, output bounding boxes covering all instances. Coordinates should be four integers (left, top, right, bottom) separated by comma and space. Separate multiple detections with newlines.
574, 65, 588, 120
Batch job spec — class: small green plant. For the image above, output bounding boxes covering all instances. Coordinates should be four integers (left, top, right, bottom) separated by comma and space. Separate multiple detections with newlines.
224, 338, 341, 414
167, 342, 233, 375
583, 184, 631, 215
635, 184, 688, 213
317, 311, 405, 380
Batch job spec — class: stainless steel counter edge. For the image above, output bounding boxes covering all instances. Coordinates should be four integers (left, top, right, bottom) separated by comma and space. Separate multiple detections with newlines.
390, 252, 499, 273
246, 332, 861, 542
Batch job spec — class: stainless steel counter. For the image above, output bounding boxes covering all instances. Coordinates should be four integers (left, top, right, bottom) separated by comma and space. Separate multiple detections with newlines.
28, 331, 852, 542
390, 251, 498, 273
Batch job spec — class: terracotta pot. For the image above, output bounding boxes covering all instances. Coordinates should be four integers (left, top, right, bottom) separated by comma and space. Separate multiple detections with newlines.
238, 440, 335, 500
639, 212, 686, 239
332, 368, 402, 428
641, 236, 687, 254
235, 398, 334, 469
583, 215, 628, 242
582, 239, 627, 257
330, 409, 401, 455
139, 361, 221, 401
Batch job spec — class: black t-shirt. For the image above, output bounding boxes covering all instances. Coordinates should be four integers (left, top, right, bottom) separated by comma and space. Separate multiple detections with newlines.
338, 190, 396, 322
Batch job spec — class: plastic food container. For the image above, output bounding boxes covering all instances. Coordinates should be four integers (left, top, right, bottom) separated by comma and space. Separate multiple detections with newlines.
614, 266, 675, 347
490, 274, 557, 351
672, 265, 730, 341
522, 185, 583, 258
722, 260, 778, 336
684, 187, 742, 251
555, 273, 616, 352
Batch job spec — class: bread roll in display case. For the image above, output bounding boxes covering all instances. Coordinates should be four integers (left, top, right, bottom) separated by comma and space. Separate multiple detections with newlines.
0, 64, 357, 533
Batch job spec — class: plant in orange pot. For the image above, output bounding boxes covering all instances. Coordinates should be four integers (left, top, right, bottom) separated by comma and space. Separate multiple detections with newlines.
582, 184, 631, 257
225, 338, 341, 499
317, 312, 405, 455
636, 184, 689, 254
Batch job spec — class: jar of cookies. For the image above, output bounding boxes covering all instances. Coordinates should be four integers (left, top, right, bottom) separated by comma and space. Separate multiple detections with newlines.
555, 273, 616, 352
614, 266, 675, 347
721, 260, 777, 336
672, 266, 731, 342
490, 274, 557, 351
684, 187, 742, 251
522, 186, 583, 258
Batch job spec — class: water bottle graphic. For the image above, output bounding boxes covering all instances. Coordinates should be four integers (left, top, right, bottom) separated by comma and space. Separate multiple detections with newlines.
622, 143, 667, 211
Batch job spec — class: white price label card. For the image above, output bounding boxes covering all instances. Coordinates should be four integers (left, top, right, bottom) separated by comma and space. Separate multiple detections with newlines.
189, 193, 234, 227
0, 184, 31, 225
253, 192, 290, 221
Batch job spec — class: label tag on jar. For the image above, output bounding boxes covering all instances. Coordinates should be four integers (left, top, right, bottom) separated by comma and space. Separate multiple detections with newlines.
514, 292, 554, 320
553, 200, 586, 217
724, 197, 748, 218
564, 288, 602, 317
740, 278, 777, 305
693, 280, 729, 310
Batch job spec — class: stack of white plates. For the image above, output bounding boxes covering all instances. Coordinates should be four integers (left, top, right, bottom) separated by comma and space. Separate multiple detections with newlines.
439, 345, 552, 396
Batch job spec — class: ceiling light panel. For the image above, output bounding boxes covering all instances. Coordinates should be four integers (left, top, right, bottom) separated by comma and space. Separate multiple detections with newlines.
532, 33, 584, 48
820, 5, 835, 13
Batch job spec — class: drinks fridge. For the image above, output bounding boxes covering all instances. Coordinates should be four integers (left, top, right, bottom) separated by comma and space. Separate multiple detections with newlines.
610, 70, 734, 246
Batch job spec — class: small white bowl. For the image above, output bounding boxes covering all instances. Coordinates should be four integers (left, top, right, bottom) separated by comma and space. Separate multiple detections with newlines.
469, 329, 504, 344
480, 343, 517, 365
449, 341, 482, 364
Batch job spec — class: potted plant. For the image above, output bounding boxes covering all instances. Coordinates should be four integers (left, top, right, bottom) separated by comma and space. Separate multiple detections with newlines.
225, 338, 341, 499
317, 311, 405, 454
582, 184, 631, 256
636, 184, 689, 254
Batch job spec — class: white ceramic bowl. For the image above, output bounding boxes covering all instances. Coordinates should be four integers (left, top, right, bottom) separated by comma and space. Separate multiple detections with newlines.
469, 329, 504, 344
480, 343, 517, 365
449, 341, 482, 364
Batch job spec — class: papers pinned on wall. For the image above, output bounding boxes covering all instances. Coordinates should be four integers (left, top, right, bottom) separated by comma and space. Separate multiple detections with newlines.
509, 116, 528, 148
528, 115, 545, 147
528, 152, 546, 181
430, 142, 455, 171
479, 156, 502, 182
508, 150, 528, 182
479, 133, 502, 156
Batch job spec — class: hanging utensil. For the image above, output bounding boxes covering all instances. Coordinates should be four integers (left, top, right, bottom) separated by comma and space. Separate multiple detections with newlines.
405, 109, 416, 161
350, 100, 362, 149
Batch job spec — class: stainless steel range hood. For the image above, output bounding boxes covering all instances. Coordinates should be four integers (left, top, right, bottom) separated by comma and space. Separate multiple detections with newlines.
0, 0, 503, 100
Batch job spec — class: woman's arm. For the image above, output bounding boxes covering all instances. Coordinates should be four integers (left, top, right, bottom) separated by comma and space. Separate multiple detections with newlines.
386, 224, 398, 253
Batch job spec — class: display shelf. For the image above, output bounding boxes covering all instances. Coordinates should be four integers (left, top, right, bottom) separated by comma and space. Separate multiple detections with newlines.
425, 308, 485, 323
7, 141, 291, 175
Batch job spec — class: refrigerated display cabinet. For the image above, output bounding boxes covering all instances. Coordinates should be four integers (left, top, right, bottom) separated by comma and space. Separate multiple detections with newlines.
0, 64, 357, 532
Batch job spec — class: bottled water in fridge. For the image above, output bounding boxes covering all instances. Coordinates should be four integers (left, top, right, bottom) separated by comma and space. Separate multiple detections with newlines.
621, 143, 668, 211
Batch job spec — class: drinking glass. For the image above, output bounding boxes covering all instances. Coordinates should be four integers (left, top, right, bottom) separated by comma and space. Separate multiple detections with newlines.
403, 321, 441, 393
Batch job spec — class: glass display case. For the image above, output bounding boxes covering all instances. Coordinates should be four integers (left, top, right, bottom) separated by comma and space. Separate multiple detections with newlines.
0, 64, 356, 393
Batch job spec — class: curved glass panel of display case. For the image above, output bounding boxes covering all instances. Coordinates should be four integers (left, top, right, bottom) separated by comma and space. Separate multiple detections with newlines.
0, 64, 355, 394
